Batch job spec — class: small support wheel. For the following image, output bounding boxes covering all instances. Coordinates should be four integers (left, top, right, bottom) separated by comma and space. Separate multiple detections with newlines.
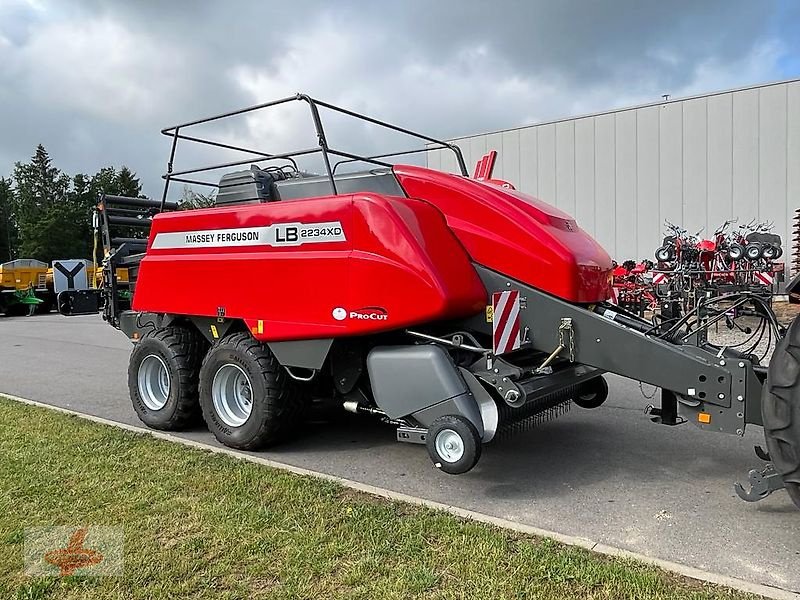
655, 246, 674, 263
426, 415, 481, 475
573, 376, 609, 409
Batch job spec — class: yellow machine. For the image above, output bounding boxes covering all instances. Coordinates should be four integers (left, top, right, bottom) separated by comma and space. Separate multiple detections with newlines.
0, 259, 50, 315
0, 259, 129, 317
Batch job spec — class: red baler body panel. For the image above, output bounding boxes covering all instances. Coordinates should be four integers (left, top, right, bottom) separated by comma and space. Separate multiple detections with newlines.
394, 166, 612, 303
134, 164, 612, 340
133, 193, 487, 341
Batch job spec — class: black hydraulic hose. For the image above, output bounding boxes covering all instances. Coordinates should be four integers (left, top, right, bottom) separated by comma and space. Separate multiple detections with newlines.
751, 295, 784, 338
739, 320, 766, 357
660, 291, 780, 343
728, 317, 765, 349
758, 322, 773, 363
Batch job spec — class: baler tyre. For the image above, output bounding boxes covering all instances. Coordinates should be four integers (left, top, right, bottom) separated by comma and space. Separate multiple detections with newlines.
198, 332, 309, 451
426, 415, 481, 475
128, 326, 206, 430
573, 376, 609, 409
761, 314, 800, 509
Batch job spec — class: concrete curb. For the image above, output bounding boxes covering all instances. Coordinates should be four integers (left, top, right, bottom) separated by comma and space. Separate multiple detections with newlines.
3, 392, 797, 600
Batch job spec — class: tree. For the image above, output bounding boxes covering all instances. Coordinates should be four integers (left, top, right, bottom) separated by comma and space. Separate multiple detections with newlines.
0, 178, 15, 262
11, 145, 145, 262
179, 186, 216, 210
12, 145, 73, 261
114, 167, 142, 198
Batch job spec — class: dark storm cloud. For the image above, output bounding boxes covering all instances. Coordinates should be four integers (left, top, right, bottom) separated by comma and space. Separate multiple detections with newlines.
0, 0, 797, 197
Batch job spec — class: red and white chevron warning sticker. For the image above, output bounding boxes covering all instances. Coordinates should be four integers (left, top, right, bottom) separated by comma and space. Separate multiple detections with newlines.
492, 290, 521, 355
652, 272, 668, 285
754, 271, 774, 286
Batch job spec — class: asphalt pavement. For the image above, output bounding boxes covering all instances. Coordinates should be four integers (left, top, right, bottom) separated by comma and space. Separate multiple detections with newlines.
1, 313, 798, 593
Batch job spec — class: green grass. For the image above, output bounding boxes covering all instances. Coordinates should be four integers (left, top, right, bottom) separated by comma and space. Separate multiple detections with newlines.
0, 396, 756, 600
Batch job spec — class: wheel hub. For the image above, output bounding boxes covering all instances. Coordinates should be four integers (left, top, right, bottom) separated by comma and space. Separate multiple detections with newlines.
434, 429, 464, 463
212, 364, 254, 428
138, 355, 171, 411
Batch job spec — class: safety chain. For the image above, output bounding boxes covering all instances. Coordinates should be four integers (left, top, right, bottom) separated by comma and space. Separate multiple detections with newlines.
559, 318, 575, 362
638, 381, 658, 399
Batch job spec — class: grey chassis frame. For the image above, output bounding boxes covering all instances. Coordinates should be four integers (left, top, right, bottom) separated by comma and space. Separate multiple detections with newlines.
468, 265, 764, 438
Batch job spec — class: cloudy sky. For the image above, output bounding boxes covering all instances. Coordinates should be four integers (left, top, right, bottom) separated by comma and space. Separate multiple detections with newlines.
1, 0, 799, 197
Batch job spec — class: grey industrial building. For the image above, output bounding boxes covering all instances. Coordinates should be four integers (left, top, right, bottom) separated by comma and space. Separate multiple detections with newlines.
427, 78, 800, 274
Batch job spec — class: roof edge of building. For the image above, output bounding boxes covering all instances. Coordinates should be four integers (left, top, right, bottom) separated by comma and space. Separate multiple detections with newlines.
445, 76, 800, 143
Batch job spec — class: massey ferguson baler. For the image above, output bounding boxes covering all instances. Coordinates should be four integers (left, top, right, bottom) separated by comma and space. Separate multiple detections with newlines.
91, 95, 799, 508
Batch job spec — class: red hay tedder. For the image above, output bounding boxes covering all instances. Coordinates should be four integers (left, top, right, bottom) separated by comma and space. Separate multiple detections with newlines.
62, 95, 800, 509
612, 219, 785, 319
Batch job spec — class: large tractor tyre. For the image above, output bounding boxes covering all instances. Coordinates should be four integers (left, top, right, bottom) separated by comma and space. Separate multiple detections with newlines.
426, 415, 482, 475
198, 332, 309, 451
128, 326, 206, 431
761, 315, 800, 509
573, 376, 609, 409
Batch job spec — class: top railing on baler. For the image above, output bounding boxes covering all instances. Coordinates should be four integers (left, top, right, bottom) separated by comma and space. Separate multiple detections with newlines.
158, 94, 468, 210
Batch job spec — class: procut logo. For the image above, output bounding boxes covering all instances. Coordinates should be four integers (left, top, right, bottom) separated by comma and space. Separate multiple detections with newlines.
350, 306, 388, 321
331, 306, 389, 321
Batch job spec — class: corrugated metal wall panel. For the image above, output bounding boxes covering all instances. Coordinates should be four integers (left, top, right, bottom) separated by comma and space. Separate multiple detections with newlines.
594, 113, 616, 256
519, 127, 538, 194
788, 83, 800, 265
615, 111, 637, 260
439, 145, 458, 174
706, 94, 733, 234
427, 79, 799, 273
574, 118, 596, 236
427, 146, 441, 172
636, 107, 660, 257
682, 98, 708, 237
732, 89, 759, 224
759, 85, 787, 250
485, 132, 504, 178
659, 102, 683, 232
556, 121, 576, 216
537, 123, 557, 204
501, 129, 520, 185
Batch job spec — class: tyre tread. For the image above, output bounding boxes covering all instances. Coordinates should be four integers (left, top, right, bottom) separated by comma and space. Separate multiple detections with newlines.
199, 332, 308, 450
762, 315, 800, 508
129, 325, 205, 430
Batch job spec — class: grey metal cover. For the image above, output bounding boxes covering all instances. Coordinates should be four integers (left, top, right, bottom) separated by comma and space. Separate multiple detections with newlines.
274, 169, 405, 201
1, 259, 47, 269
366, 345, 470, 420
